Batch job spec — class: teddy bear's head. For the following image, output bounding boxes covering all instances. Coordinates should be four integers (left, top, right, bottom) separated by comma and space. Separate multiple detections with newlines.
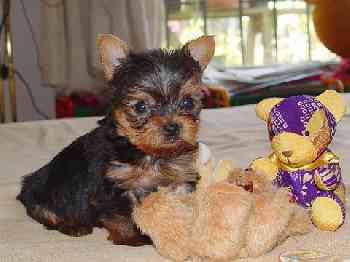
256, 90, 346, 167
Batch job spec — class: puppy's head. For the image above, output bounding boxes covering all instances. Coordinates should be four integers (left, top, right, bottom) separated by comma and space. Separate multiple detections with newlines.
97, 35, 215, 157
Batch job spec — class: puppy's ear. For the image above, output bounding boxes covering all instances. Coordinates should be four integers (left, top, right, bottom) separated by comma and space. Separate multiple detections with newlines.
183, 35, 215, 71
97, 34, 129, 81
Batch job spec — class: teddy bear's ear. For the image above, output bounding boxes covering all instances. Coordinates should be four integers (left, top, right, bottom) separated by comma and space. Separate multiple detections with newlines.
256, 98, 284, 122
316, 90, 347, 122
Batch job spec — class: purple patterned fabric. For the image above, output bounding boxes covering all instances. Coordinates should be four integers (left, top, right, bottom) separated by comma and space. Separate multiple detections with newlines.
274, 162, 342, 208
317, 163, 342, 188
268, 95, 337, 140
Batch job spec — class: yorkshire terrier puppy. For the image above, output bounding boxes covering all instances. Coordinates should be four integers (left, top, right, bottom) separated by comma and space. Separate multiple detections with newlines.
17, 34, 215, 246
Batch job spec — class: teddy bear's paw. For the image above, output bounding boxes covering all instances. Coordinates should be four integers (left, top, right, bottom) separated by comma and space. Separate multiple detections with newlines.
311, 197, 344, 231
250, 157, 278, 181
334, 182, 347, 204
314, 164, 341, 191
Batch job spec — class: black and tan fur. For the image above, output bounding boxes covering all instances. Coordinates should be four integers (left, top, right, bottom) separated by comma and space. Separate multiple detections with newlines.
17, 35, 215, 246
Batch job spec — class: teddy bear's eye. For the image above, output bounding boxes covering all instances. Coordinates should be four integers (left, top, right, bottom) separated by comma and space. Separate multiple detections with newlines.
304, 130, 310, 136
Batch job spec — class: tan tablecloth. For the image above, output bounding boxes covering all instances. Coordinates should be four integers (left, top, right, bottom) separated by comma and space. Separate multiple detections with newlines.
1, 97, 350, 261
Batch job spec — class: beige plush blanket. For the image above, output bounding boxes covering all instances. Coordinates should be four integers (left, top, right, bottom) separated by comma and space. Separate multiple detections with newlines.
1, 97, 350, 261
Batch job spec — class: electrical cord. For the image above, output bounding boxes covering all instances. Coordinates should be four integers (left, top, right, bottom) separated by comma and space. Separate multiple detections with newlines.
14, 68, 50, 120
0, 1, 51, 120
0, 1, 10, 67
40, 0, 63, 9
16, 0, 53, 120
19, 0, 46, 81
0, 1, 9, 37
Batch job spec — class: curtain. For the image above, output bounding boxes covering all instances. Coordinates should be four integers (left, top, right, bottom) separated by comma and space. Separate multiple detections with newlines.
40, 0, 165, 91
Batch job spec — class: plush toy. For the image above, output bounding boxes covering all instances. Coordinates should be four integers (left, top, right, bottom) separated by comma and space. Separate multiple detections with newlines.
251, 90, 347, 231
133, 144, 311, 262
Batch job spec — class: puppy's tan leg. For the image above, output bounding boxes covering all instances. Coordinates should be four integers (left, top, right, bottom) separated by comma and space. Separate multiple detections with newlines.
31, 205, 61, 226
99, 214, 152, 246
30, 205, 93, 237
55, 223, 93, 237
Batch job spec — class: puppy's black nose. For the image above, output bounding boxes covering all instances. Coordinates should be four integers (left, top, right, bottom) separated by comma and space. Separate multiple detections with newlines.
163, 122, 180, 137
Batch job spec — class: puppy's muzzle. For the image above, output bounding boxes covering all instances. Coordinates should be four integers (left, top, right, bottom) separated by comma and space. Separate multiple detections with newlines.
163, 122, 181, 138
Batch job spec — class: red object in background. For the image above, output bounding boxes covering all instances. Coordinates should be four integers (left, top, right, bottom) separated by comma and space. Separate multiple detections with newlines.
56, 93, 100, 118
72, 93, 99, 108
331, 58, 350, 87
320, 59, 350, 92
201, 86, 214, 108
56, 95, 74, 118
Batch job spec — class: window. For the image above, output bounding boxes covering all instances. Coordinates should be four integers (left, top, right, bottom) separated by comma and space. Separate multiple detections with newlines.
165, 0, 337, 67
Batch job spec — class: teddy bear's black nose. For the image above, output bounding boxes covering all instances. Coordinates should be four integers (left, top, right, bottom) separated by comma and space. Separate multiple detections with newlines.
282, 150, 293, 158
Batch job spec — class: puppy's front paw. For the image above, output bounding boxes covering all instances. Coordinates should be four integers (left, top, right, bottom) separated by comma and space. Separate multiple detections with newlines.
58, 224, 93, 237
107, 230, 152, 246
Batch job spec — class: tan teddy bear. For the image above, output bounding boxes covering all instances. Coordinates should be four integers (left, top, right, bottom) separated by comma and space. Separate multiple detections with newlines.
132, 144, 311, 262
251, 90, 347, 231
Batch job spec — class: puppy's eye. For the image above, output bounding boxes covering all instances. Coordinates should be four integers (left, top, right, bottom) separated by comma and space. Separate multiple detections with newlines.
180, 97, 194, 111
134, 101, 147, 114
304, 130, 310, 136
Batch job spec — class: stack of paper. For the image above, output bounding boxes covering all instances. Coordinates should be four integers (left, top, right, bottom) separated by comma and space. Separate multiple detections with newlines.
203, 61, 338, 96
